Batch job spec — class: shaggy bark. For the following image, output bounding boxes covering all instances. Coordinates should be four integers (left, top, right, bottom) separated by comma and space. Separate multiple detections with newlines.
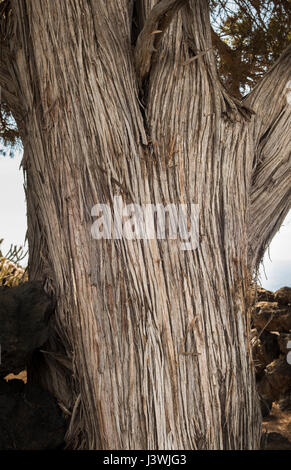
0, 0, 290, 450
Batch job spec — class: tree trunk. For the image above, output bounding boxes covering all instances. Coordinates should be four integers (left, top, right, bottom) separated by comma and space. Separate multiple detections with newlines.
1, 0, 290, 450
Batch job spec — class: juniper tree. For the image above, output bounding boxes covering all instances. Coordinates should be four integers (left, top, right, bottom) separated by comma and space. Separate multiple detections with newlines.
0, 0, 290, 449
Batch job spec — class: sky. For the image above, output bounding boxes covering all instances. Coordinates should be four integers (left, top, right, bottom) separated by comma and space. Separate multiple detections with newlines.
0, 151, 28, 264
0, 152, 290, 291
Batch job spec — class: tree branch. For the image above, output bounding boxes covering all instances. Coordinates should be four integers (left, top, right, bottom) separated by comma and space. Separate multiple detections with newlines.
211, 28, 245, 98
0, 47, 19, 112
0, 1, 22, 122
245, 45, 291, 138
245, 45, 291, 268
134, 0, 189, 86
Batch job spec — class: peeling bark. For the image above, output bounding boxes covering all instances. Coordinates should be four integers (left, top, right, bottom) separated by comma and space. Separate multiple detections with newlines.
0, 0, 290, 450
135, 0, 188, 85
246, 45, 291, 268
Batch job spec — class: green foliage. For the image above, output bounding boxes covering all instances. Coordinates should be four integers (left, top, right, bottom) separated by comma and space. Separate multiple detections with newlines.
0, 105, 21, 156
0, 106, 19, 145
210, 0, 291, 96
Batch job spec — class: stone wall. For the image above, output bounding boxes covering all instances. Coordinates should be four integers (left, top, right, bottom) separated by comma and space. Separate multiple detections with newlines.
251, 286, 291, 416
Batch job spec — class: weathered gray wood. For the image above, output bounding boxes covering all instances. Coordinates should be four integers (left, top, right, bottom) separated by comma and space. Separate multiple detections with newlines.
135, 0, 188, 85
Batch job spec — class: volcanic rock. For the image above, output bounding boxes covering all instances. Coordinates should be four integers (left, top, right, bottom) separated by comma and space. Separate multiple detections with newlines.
274, 287, 291, 306
251, 301, 291, 332
0, 379, 65, 449
257, 357, 291, 402
0, 282, 54, 377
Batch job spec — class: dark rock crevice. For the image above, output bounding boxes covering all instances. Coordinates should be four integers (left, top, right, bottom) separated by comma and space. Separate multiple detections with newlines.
0, 281, 66, 450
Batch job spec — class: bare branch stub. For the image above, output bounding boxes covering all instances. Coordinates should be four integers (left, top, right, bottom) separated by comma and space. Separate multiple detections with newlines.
135, 0, 189, 87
